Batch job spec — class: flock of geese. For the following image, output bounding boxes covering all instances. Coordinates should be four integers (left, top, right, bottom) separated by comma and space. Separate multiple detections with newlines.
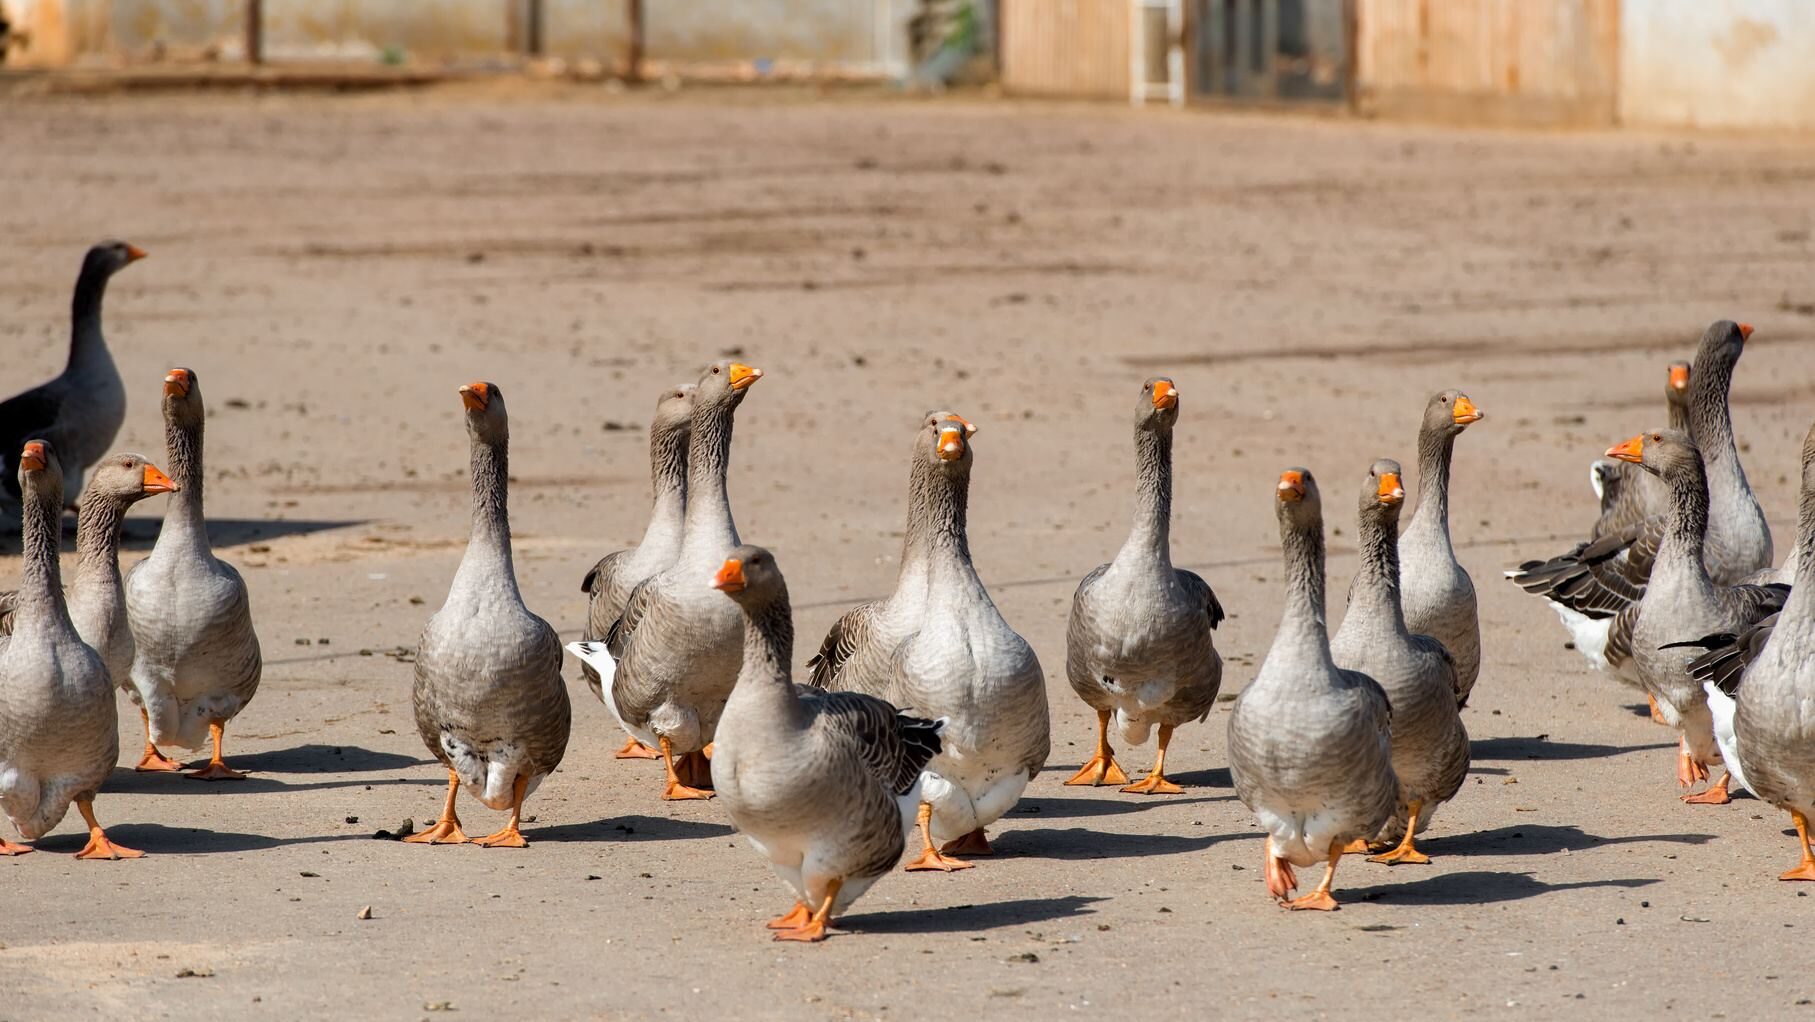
2, 242, 1813, 942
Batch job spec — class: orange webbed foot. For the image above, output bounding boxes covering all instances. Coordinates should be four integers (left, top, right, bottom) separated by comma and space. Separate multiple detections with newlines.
613, 738, 661, 760
473, 825, 528, 849
939, 829, 992, 857
1674, 741, 1709, 788
135, 746, 185, 772
186, 761, 247, 782
1367, 843, 1431, 866
767, 903, 812, 930
1682, 774, 1731, 805
1285, 889, 1339, 911
904, 847, 974, 872
1264, 854, 1297, 900
1119, 772, 1183, 795
402, 820, 470, 845
772, 919, 829, 943
1063, 752, 1129, 787
0, 838, 35, 856
661, 780, 714, 801
1339, 838, 1372, 855
1780, 861, 1815, 882
75, 831, 144, 860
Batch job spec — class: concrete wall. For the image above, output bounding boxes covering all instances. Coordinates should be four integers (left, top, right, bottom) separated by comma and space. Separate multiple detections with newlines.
1620, 0, 1815, 130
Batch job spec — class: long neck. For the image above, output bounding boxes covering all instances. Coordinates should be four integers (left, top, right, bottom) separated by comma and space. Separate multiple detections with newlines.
73, 494, 127, 593
1411, 424, 1453, 532
1658, 459, 1712, 580
68, 264, 112, 372
16, 483, 71, 631
1275, 518, 1331, 655
163, 412, 211, 549
1667, 395, 1690, 433
1688, 356, 1748, 499
1115, 428, 1173, 569
679, 402, 737, 558
1792, 462, 1815, 591
912, 465, 973, 579
455, 432, 518, 595
1348, 506, 1407, 634
730, 592, 807, 728
643, 422, 689, 543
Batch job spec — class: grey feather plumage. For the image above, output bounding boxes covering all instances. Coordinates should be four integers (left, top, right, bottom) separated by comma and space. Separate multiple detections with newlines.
1398, 390, 1483, 707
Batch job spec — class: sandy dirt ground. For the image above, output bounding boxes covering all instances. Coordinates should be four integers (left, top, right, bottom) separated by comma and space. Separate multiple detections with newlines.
2, 85, 1815, 1021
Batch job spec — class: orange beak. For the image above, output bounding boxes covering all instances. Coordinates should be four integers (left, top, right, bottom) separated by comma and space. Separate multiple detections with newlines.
19, 442, 47, 473
711, 558, 746, 593
936, 424, 966, 461
728, 363, 763, 391
1151, 379, 1178, 411
1451, 395, 1482, 425
1738, 323, 1754, 341
1668, 363, 1690, 392
459, 382, 490, 412
1377, 471, 1404, 506
1606, 435, 1645, 464
1277, 470, 1305, 502
163, 369, 191, 398
944, 413, 978, 437
141, 463, 177, 494
125, 243, 148, 262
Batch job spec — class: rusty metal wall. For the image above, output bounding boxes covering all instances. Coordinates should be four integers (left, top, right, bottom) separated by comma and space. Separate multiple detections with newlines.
1000, 0, 1129, 99
1356, 0, 1621, 126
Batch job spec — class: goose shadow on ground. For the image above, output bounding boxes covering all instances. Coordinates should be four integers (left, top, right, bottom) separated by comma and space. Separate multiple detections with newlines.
1009, 794, 1229, 821
29, 823, 376, 856
0, 517, 367, 553
104, 769, 440, 797
1470, 736, 1676, 761
843, 895, 1107, 935
1425, 823, 1716, 857
1041, 764, 1232, 791
1005, 826, 1241, 861
531, 814, 736, 844
1341, 870, 1659, 907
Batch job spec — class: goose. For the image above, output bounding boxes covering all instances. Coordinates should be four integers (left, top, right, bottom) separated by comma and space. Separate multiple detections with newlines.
1590, 361, 1690, 539
1398, 390, 1483, 707
408, 382, 570, 847
1331, 459, 1469, 864
580, 361, 763, 801
578, 382, 695, 759
1, 453, 179, 770
1229, 468, 1397, 910
123, 368, 262, 781
0, 440, 140, 858
1, 242, 142, 513
1063, 377, 1223, 794
1607, 429, 1785, 804
807, 413, 1049, 872
705, 545, 943, 942
1508, 323, 1771, 678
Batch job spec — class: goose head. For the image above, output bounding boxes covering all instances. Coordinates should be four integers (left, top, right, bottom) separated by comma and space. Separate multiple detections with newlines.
711, 544, 785, 609
920, 411, 976, 471
1423, 390, 1482, 438
161, 367, 206, 426
1138, 377, 1180, 432
458, 381, 509, 444
83, 240, 147, 279
1606, 428, 1699, 481
696, 361, 763, 410
16, 439, 65, 501
1666, 361, 1691, 405
1275, 466, 1323, 531
1358, 457, 1406, 524
81, 453, 177, 512
1693, 321, 1752, 378
653, 382, 698, 432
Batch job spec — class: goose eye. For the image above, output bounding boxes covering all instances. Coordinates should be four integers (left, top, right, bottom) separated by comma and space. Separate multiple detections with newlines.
712, 366, 721, 374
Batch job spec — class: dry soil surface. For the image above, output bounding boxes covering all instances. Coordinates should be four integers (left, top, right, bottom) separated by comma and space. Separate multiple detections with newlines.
3, 85, 1815, 1021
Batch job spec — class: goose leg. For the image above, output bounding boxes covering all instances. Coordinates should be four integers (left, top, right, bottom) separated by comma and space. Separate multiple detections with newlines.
474, 774, 530, 848
1263, 836, 1297, 900
773, 877, 842, 943
613, 737, 661, 760
1682, 771, 1732, 805
1063, 709, 1129, 787
1367, 800, 1431, 865
133, 707, 184, 772
659, 736, 713, 800
1780, 810, 1815, 882
1675, 737, 1710, 788
403, 769, 470, 844
73, 800, 143, 860
186, 721, 247, 781
903, 802, 973, 872
766, 902, 812, 930
1284, 845, 1343, 911
1648, 694, 1667, 725
1119, 724, 1184, 795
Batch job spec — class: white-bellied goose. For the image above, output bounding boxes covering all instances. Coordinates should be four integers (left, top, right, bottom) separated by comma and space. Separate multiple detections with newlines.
1331, 459, 1469, 864
1590, 361, 1690, 539
807, 413, 1049, 872
1063, 378, 1222, 794
578, 382, 695, 759
576, 361, 763, 801
1607, 429, 1785, 804
0, 440, 141, 858
1229, 469, 1397, 910
122, 368, 262, 781
705, 545, 943, 942
1399, 391, 1483, 707
1508, 323, 1772, 679
409, 382, 570, 847
1, 453, 179, 770
1, 242, 141, 513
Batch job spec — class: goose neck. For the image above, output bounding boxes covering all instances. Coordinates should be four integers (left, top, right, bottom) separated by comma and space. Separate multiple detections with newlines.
904, 464, 973, 579
1116, 429, 1173, 569
68, 267, 112, 372
1275, 520, 1332, 654
1411, 426, 1453, 533
163, 414, 211, 548
16, 484, 68, 626
729, 595, 807, 728
1658, 459, 1712, 579
456, 432, 518, 593
679, 403, 737, 559
1349, 509, 1407, 634
644, 423, 689, 542
73, 495, 126, 591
